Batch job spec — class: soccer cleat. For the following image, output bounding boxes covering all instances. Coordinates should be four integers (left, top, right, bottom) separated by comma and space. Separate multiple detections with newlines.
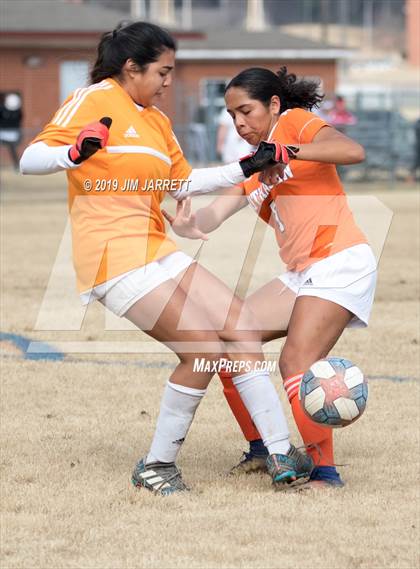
131, 458, 189, 496
229, 451, 268, 475
267, 444, 314, 488
307, 465, 345, 488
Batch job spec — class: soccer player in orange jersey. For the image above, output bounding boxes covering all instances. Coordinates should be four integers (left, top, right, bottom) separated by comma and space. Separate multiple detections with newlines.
20, 24, 318, 495
164, 67, 376, 488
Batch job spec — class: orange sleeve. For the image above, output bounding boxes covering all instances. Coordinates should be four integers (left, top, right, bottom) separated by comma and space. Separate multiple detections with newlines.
156, 112, 192, 180
32, 89, 98, 147
166, 127, 192, 180
282, 108, 329, 145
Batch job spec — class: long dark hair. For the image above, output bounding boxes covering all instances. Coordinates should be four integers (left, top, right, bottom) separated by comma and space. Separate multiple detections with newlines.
90, 21, 176, 84
225, 66, 324, 112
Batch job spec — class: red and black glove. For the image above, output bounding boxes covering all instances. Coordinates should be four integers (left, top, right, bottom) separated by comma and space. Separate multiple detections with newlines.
239, 141, 299, 178
68, 117, 112, 164
276, 144, 299, 164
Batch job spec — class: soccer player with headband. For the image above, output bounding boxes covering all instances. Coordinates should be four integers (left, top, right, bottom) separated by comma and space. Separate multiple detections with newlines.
164, 66, 377, 488
20, 22, 315, 495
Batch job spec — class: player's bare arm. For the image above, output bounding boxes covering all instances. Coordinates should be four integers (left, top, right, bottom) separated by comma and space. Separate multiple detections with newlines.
290, 125, 365, 164
260, 127, 365, 186
163, 186, 247, 239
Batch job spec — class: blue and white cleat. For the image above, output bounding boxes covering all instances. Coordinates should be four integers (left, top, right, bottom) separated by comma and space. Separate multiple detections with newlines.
131, 458, 189, 496
267, 445, 314, 488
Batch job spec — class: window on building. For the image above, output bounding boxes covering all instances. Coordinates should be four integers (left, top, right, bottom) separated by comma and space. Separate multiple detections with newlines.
59, 61, 90, 103
200, 78, 228, 107
198, 77, 230, 125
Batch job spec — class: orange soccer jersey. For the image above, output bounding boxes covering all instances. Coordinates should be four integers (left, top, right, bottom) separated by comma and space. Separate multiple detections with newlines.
242, 108, 367, 272
33, 79, 192, 292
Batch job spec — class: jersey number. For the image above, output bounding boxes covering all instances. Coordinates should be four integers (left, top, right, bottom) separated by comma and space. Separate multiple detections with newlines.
270, 201, 285, 233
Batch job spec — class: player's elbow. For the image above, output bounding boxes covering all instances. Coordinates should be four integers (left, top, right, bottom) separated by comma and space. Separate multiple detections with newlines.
348, 143, 365, 164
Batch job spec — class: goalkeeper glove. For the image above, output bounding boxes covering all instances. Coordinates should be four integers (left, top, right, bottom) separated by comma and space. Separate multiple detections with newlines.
239, 141, 299, 178
68, 117, 112, 164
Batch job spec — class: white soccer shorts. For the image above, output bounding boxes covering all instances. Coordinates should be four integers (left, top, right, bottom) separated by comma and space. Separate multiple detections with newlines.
278, 244, 377, 328
80, 251, 195, 317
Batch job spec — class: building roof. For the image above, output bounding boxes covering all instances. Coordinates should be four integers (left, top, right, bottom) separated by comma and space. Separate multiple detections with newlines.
0, 0, 350, 60
179, 28, 339, 52
1, 0, 125, 33
177, 29, 350, 61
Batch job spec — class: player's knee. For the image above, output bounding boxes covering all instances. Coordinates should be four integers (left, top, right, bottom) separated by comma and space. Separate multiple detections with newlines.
279, 345, 303, 379
235, 300, 264, 334
217, 331, 263, 361
219, 308, 263, 345
174, 330, 223, 365
280, 339, 329, 379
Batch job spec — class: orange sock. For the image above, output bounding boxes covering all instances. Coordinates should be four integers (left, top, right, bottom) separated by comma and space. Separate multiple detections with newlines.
219, 369, 261, 442
284, 373, 334, 466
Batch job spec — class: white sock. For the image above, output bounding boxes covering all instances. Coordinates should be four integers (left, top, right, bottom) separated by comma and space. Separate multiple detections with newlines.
232, 370, 290, 455
146, 381, 206, 465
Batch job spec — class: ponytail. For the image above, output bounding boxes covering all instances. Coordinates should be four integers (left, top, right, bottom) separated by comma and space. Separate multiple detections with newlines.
225, 66, 324, 112
90, 21, 176, 84
275, 66, 324, 110
90, 31, 117, 84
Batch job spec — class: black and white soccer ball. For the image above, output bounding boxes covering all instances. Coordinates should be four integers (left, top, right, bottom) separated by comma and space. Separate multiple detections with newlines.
299, 357, 368, 428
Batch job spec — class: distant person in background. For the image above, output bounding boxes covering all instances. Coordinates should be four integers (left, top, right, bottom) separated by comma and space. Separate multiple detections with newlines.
0, 93, 23, 170
328, 96, 357, 180
188, 105, 208, 164
217, 108, 254, 163
328, 95, 357, 129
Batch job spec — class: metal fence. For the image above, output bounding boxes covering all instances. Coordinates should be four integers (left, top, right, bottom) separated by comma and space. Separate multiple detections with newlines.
343, 112, 416, 181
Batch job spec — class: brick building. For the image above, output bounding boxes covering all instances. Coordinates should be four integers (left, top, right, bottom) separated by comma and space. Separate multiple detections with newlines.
0, 0, 346, 165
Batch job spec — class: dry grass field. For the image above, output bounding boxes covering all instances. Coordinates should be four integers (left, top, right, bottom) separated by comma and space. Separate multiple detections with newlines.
1, 170, 419, 569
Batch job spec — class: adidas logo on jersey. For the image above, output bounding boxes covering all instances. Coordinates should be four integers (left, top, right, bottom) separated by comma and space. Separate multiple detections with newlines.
124, 125, 139, 138
303, 278, 313, 286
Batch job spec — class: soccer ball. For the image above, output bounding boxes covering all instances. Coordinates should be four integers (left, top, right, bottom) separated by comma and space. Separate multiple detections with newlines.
299, 357, 368, 428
